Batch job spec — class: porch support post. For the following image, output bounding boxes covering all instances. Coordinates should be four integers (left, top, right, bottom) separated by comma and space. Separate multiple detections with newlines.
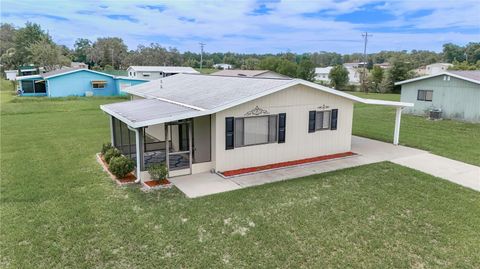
165, 124, 170, 176
130, 126, 144, 183
393, 107, 402, 145
188, 120, 193, 175
110, 116, 115, 146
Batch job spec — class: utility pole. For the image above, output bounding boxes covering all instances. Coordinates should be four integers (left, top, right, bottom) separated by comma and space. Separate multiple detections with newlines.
199, 42, 206, 70
361, 32, 372, 93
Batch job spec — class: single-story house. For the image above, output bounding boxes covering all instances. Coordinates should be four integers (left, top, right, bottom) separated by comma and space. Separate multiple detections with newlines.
314, 67, 332, 83
314, 65, 361, 85
4, 70, 17, 80
396, 71, 480, 122
100, 74, 412, 182
213, 63, 233, 70
211, 69, 289, 79
127, 66, 199, 80
15, 68, 147, 97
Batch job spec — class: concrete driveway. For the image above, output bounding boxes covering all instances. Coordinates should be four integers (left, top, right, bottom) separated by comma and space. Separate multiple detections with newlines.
169, 136, 480, 198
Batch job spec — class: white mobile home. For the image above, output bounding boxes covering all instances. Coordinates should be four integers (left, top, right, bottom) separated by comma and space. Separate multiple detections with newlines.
100, 74, 412, 182
127, 66, 199, 80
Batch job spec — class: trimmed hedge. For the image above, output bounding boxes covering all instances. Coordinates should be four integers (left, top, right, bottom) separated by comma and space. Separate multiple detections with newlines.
109, 156, 135, 178
147, 164, 168, 181
104, 148, 121, 163
101, 142, 113, 155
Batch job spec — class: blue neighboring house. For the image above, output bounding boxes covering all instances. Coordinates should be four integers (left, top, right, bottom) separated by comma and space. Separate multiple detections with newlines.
15, 68, 148, 97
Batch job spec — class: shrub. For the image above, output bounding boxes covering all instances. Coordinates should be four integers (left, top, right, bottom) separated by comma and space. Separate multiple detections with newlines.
147, 164, 168, 181
101, 142, 113, 155
104, 148, 121, 163
109, 156, 135, 178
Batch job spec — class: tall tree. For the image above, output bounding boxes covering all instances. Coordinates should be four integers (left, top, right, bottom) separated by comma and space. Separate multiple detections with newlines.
28, 36, 71, 71
0, 23, 16, 57
386, 61, 414, 93
443, 43, 465, 63
296, 58, 315, 81
328, 65, 349, 90
13, 22, 50, 65
88, 37, 127, 69
370, 65, 384, 92
73, 38, 92, 63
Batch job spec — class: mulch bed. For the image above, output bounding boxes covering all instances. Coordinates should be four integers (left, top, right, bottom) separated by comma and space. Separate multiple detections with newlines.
144, 179, 171, 187
221, 151, 356, 177
96, 153, 137, 185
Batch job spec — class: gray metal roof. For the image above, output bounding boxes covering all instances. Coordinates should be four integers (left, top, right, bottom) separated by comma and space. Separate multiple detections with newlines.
127, 66, 199, 74
103, 74, 413, 128
101, 98, 197, 125
448, 70, 480, 83
125, 73, 294, 110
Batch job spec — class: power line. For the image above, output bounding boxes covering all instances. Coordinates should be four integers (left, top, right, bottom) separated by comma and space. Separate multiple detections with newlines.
361, 32, 372, 93
199, 42, 206, 70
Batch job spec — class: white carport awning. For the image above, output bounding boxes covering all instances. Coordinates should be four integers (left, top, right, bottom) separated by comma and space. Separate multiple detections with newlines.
100, 99, 202, 128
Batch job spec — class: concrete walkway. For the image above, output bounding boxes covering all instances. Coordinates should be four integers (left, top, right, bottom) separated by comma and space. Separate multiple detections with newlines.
169, 136, 480, 198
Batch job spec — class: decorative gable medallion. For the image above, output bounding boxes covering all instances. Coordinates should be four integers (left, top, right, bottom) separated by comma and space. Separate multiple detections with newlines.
317, 104, 330, 110
244, 106, 269, 116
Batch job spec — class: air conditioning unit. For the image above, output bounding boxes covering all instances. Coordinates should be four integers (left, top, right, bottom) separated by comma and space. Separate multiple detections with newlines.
429, 108, 442, 120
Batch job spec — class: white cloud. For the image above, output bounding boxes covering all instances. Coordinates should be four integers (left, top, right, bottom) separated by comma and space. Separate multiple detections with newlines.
1, 0, 478, 53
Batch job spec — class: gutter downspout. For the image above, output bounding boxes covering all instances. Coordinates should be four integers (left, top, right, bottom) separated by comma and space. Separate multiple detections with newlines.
128, 125, 142, 184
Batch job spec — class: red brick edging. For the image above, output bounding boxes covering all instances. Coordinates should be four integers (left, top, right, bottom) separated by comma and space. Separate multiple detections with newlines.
220, 152, 356, 177
96, 153, 137, 185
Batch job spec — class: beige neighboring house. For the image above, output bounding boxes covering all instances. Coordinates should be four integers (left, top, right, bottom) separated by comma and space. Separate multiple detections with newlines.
416, 63, 453, 76
100, 74, 412, 183
127, 66, 199, 80
71, 62, 88, 69
211, 69, 289, 79
314, 67, 332, 83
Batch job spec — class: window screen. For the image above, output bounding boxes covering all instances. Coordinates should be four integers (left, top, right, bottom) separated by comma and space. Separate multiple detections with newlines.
315, 111, 331, 130
21, 81, 34, 93
417, 90, 433, 101
234, 115, 278, 147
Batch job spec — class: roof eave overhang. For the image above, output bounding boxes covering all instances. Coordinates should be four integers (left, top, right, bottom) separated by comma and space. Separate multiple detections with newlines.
395, 72, 480, 86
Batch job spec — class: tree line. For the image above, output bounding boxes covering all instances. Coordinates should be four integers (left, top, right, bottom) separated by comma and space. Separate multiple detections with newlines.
1, 22, 479, 87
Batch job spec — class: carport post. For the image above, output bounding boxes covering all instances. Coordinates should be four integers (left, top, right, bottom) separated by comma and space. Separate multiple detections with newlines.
393, 107, 402, 145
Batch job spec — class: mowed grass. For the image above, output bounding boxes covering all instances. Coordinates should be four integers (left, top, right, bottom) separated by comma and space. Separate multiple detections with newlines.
1, 81, 480, 268
349, 92, 480, 166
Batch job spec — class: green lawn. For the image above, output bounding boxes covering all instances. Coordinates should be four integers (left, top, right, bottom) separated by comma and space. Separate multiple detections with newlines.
349, 92, 480, 166
195, 68, 218, 74
1, 81, 479, 268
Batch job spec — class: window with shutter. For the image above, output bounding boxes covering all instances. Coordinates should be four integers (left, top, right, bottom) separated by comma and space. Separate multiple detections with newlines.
225, 117, 234, 150
308, 111, 316, 133
278, 113, 286, 143
331, 109, 338, 130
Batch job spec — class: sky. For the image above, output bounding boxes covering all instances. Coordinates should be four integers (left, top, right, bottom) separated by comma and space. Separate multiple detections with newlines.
1, 0, 479, 54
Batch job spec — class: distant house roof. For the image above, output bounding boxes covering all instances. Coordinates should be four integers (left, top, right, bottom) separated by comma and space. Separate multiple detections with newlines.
101, 73, 412, 128
315, 67, 333, 74
395, 71, 480, 86
127, 66, 199, 74
16, 68, 121, 81
211, 69, 289, 78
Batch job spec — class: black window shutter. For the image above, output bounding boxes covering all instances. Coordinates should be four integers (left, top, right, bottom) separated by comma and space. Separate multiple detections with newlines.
308, 111, 316, 133
225, 117, 234, 150
331, 109, 338, 130
278, 113, 286, 143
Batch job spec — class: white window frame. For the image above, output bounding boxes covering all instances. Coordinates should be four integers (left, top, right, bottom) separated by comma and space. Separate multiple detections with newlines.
234, 115, 278, 148
315, 111, 331, 131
